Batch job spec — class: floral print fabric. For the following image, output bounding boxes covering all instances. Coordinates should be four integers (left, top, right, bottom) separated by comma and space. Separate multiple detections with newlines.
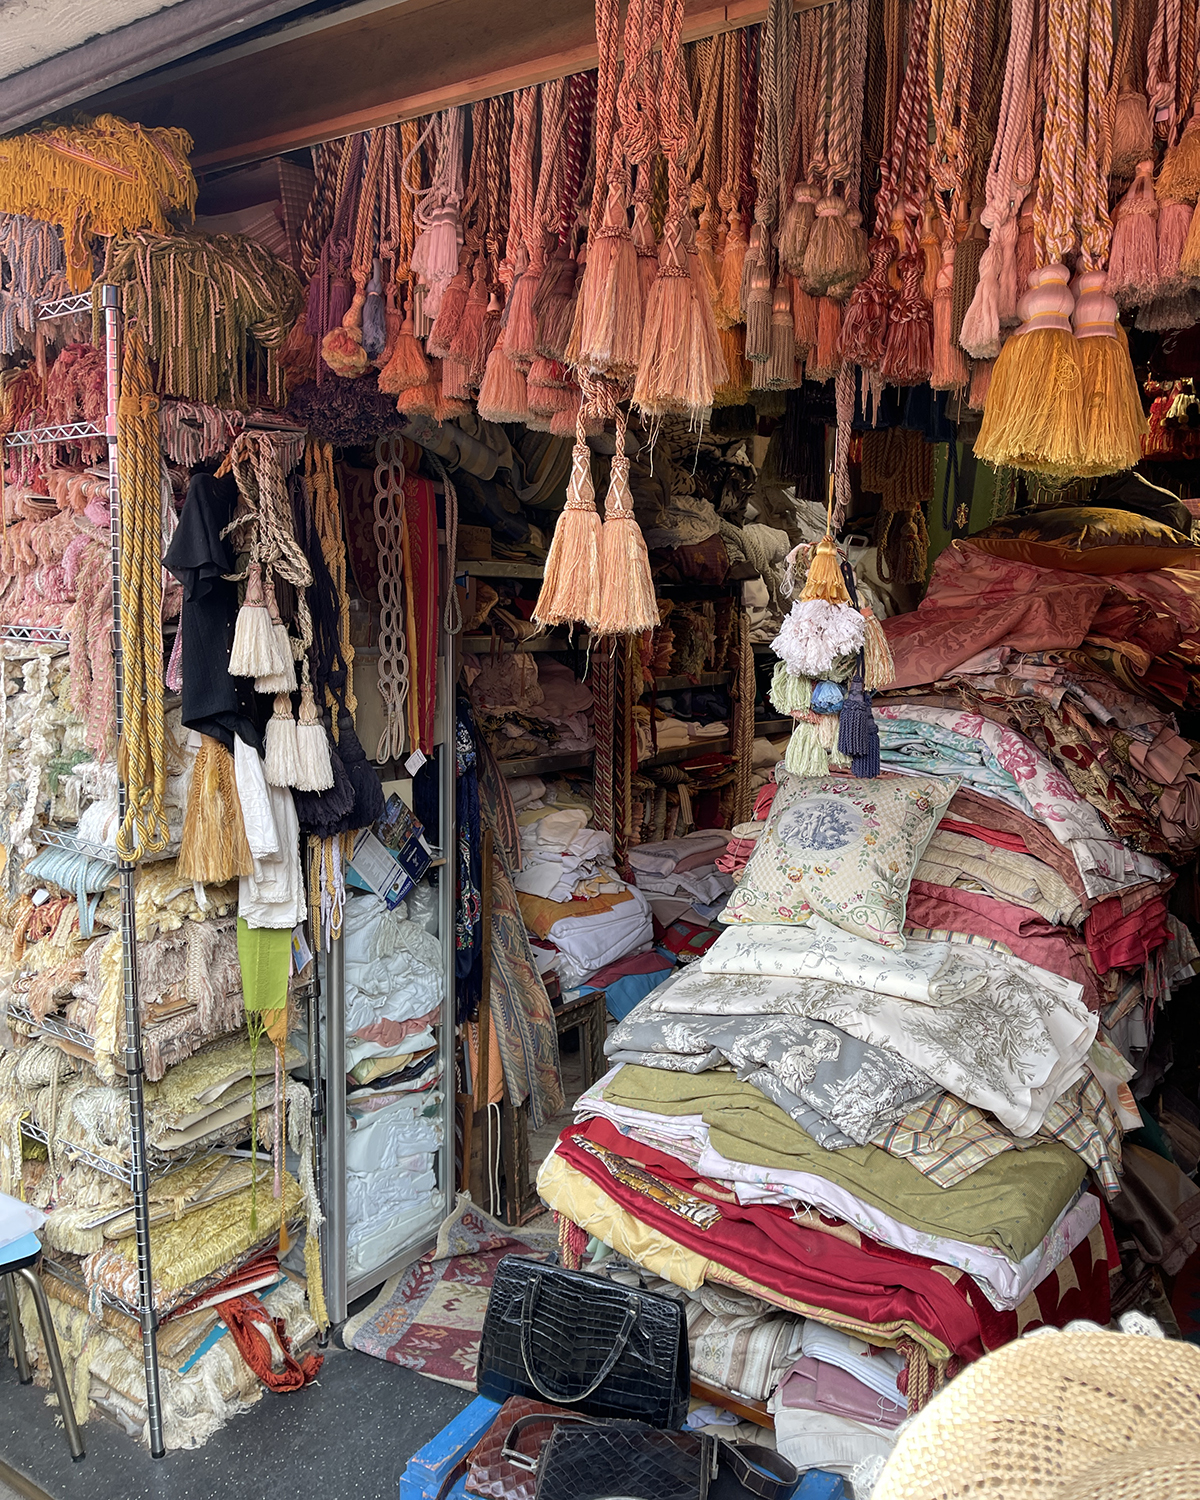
723, 772, 955, 950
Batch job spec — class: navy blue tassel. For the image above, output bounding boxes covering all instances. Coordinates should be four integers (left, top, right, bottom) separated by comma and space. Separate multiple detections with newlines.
839, 675, 881, 777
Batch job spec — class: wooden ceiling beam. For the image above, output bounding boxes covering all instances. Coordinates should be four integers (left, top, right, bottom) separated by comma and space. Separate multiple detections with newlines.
82, 0, 826, 173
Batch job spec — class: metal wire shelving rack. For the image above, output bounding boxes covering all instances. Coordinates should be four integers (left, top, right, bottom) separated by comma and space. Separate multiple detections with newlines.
4, 287, 168, 1455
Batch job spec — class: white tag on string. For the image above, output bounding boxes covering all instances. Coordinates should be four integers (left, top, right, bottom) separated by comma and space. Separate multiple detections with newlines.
405, 749, 427, 776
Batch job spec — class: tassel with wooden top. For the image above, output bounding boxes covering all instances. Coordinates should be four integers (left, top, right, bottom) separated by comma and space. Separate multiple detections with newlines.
534, 409, 602, 628
1074, 272, 1147, 476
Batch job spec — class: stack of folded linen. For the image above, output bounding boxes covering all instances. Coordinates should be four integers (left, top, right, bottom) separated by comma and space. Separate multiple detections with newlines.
627, 830, 736, 910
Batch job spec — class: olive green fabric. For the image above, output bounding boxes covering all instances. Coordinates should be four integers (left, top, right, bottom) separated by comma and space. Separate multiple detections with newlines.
604, 1065, 1085, 1263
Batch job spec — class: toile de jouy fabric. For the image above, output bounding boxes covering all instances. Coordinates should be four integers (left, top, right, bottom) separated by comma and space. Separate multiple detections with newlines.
606, 996, 936, 1148
722, 772, 956, 948
872, 704, 1171, 897
700, 916, 988, 1006
664, 956, 1098, 1135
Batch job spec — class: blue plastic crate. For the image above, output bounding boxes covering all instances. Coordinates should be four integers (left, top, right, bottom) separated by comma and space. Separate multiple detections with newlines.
398, 1395, 502, 1500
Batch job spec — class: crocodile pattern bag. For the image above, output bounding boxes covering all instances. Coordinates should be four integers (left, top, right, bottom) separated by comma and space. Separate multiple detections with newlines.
476, 1256, 689, 1429
465, 1398, 571, 1500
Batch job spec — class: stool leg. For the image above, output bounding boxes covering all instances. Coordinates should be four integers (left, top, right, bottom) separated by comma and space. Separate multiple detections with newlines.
4, 1272, 31, 1384
16, 1268, 85, 1462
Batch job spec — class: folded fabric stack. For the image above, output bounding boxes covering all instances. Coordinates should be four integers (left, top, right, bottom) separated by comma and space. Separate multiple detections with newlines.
514, 782, 653, 989
539, 715, 1164, 1473
341, 892, 444, 1280
467, 652, 594, 763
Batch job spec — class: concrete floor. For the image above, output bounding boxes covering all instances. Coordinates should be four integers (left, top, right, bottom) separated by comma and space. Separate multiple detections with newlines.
0, 1338, 469, 1500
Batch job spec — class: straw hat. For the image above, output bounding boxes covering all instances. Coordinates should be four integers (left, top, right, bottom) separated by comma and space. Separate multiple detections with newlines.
872, 1321, 1200, 1500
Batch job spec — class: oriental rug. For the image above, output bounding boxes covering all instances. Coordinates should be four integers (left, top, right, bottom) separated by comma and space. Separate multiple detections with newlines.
345, 1195, 556, 1387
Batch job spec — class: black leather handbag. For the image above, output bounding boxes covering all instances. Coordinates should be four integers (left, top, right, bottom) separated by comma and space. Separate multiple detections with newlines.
501, 1413, 801, 1500
476, 1256, 690, 1430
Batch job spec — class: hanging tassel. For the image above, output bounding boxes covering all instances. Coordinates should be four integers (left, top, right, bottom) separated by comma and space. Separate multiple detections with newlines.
570, 181, 642, 382
717, 210, 749, 329
743, 225, 773, 362
950, 214, 986, 348
378, 292, 432, 395
179, 735, 254, 883
694, 201, 722, 312
1074, 273, 1147, 477
791, 278, 818, 361
975, 265, 1085, 475
1177, 194, 1200, 280
426, 258, 470, 358
1107, 161, 1160, 308
477, 343, 530, 422
713, 324, 751, 406
918, 202, 942, 301
504, 248, 541, 367
535, 246, 583, 362
839, 234, 897, 368
802, 194, 857, 296
860, 609, 895, 691
265, 694, 301, 788
838, 678, 880, 777
534, 423, 602, 628
595, 413, 657, 635
294, 683, 334, 792
880, 247, 933, 385
337, 710, 386, 828
634, 223, 727, 422
1111, 89, 1154, 182
254, 575, 298, 695
784, 715, 830, 777
320, 272, 371, 379
931, 241, 967, 391
772, 537, 867, 678
362, 259, 387, 361
632, 197, 659, 314
1159, 105, 1200, 204
448, 259, 489, 369
968, 356, 994, 411
801, 535, 852, 603
959, 234, 1004, 359
1157, 199, 1194, 293
769, 663, 813, 716
807, 297, 843, 383
779, 183, 820, 277
762, 279, 798, 389
229, 562, 284, 679
826, 208, 869, 300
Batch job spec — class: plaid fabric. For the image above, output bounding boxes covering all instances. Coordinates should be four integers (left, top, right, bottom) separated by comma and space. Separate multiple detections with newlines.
874, 1072, 1122, 1196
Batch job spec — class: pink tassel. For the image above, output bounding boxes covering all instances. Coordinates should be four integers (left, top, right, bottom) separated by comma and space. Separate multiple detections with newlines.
1107, 161, 1159, 309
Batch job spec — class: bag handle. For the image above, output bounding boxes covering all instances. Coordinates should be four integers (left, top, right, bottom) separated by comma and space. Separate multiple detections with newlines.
500, 1412, 601, 1471
717, 1440, 800, 1500
518, 1272, 639, 1405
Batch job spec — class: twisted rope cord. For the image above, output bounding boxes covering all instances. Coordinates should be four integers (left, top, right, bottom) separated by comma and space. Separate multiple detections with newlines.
373, 435, 409, 762
1080, 0, 1115, 267
1148, 0, 1184, 142
718, 29, 742, 222
591, 0, 624, 223
484, 92, 512, 278
845, 0, 870, 206
533, 78, 568, 262
739, 27, 758, 218
504, 88, 538, 287
807, 3, 832, 189
306, 439, 356, 717
980, 0, 1035, 234
560, 72, 597, 245
396, 119, 422, 280
875, 0, 933, 233
299, 141, 344, 280
622, 0, 664, 229
1035, 0, 1082, 265
753, 0, 794, 230
115, 325, 168, 861
927, 0, 977, 235
350, 127, 387, 287
826, 0, 857, 190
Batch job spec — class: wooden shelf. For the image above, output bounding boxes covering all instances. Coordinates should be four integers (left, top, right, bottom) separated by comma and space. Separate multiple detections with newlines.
640, 671, 732, 696
461, 632, 583, 654
458, 560, 545, 579
498, 750, 594, 778
640, 734, 730, 768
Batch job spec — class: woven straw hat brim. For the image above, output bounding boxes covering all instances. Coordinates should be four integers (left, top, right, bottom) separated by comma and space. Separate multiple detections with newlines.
871, 1330, 1200, 1500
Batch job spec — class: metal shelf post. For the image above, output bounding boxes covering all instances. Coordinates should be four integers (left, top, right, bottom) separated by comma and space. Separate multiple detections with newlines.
102, 285, 165, 1458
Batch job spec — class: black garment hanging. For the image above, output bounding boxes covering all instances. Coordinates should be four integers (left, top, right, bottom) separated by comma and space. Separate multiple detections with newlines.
163, 471, 262, 752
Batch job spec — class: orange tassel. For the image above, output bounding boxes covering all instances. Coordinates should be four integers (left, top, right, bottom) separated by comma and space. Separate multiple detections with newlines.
476, 343, 529, 423
931, 243, 967, 391
426, 259, 470, 358
791, 278, 818, 360
378, 293, 431, 395
569, 182, 643, 382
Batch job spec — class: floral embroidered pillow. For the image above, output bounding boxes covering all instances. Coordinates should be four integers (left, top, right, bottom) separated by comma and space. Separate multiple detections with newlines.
721, 772, 957, 950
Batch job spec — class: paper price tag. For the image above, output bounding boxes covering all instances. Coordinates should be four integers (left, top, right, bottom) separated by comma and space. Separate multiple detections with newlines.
405, 749, 427, 776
